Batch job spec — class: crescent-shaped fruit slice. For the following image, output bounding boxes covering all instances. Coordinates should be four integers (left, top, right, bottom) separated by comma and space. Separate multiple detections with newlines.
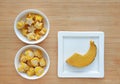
66, 40, 97, 67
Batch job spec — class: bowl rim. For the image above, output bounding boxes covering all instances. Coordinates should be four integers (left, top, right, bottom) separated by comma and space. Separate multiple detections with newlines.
14, 45, 50, 80
14, 9, 50, 44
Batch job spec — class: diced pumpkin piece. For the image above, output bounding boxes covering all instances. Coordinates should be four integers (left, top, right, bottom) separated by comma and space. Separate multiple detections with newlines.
34, 15, 43, 22
34, 22, 43, 29
39, 58, 46, 67
20, 54, 27, 63
31, 57, 40, 67
39, 28, 47, 35
21, 28, 28, 36
18, 62, 29, 72
17, 20, 25, 29
27, 67, 35, 76
24, 49, 34, 58
35, 67, 44, 76
26, 18, 34, 26
26, 32, 36, 40
34, 34, 41, 40
34, 49, 43, 58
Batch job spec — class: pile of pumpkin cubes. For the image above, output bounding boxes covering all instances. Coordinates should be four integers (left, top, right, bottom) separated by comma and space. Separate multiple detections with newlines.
18, 48, 46, 76
17, 13, 47, 40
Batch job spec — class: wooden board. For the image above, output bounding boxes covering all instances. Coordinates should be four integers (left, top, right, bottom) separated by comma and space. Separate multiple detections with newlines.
0, 0, 120, 84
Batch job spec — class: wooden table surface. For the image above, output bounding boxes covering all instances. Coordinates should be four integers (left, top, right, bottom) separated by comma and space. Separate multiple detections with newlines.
0, 0, 120, 84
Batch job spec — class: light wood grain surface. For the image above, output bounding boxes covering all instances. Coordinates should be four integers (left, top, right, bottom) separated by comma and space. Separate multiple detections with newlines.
0, 0, 120, 84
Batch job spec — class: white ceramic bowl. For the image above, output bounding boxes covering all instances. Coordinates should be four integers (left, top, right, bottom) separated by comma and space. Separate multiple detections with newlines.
14, 9, 50, 44
14, 45, 50, 80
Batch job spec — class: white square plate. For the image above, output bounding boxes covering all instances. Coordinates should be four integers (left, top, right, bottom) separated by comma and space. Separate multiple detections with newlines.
58, 31, 104, 78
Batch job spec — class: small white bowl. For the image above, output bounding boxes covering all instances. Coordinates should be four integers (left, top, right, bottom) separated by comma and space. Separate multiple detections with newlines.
14, 9, 50, 44
14, 45, 50, 80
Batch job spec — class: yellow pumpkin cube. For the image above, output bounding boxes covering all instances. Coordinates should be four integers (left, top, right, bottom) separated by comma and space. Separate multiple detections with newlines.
26, 60, 33, 67
39, 58, 46, 67
35, 67, 44, 76
31, 57, 40, 67
17, 20, 25, 29
42, 28, 47, 33
26, 55, 33, 61
34, 49, 43, 58
18, 62, 29, 72
26, 18, 34, 26
28, 26, 36, 33
18, 65, 25, 73
27, 32, 36, 40
34, 15, 43, 22
24, 49, 34, 58
21, 28, 28, 36
34, 34, 41, 40
26, 13, 34, 19
34, 22, 43, 29
20, 54, 27, 63
27, 67, 35, 76
39, 30, 45, 35
39, 28, 47, 35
